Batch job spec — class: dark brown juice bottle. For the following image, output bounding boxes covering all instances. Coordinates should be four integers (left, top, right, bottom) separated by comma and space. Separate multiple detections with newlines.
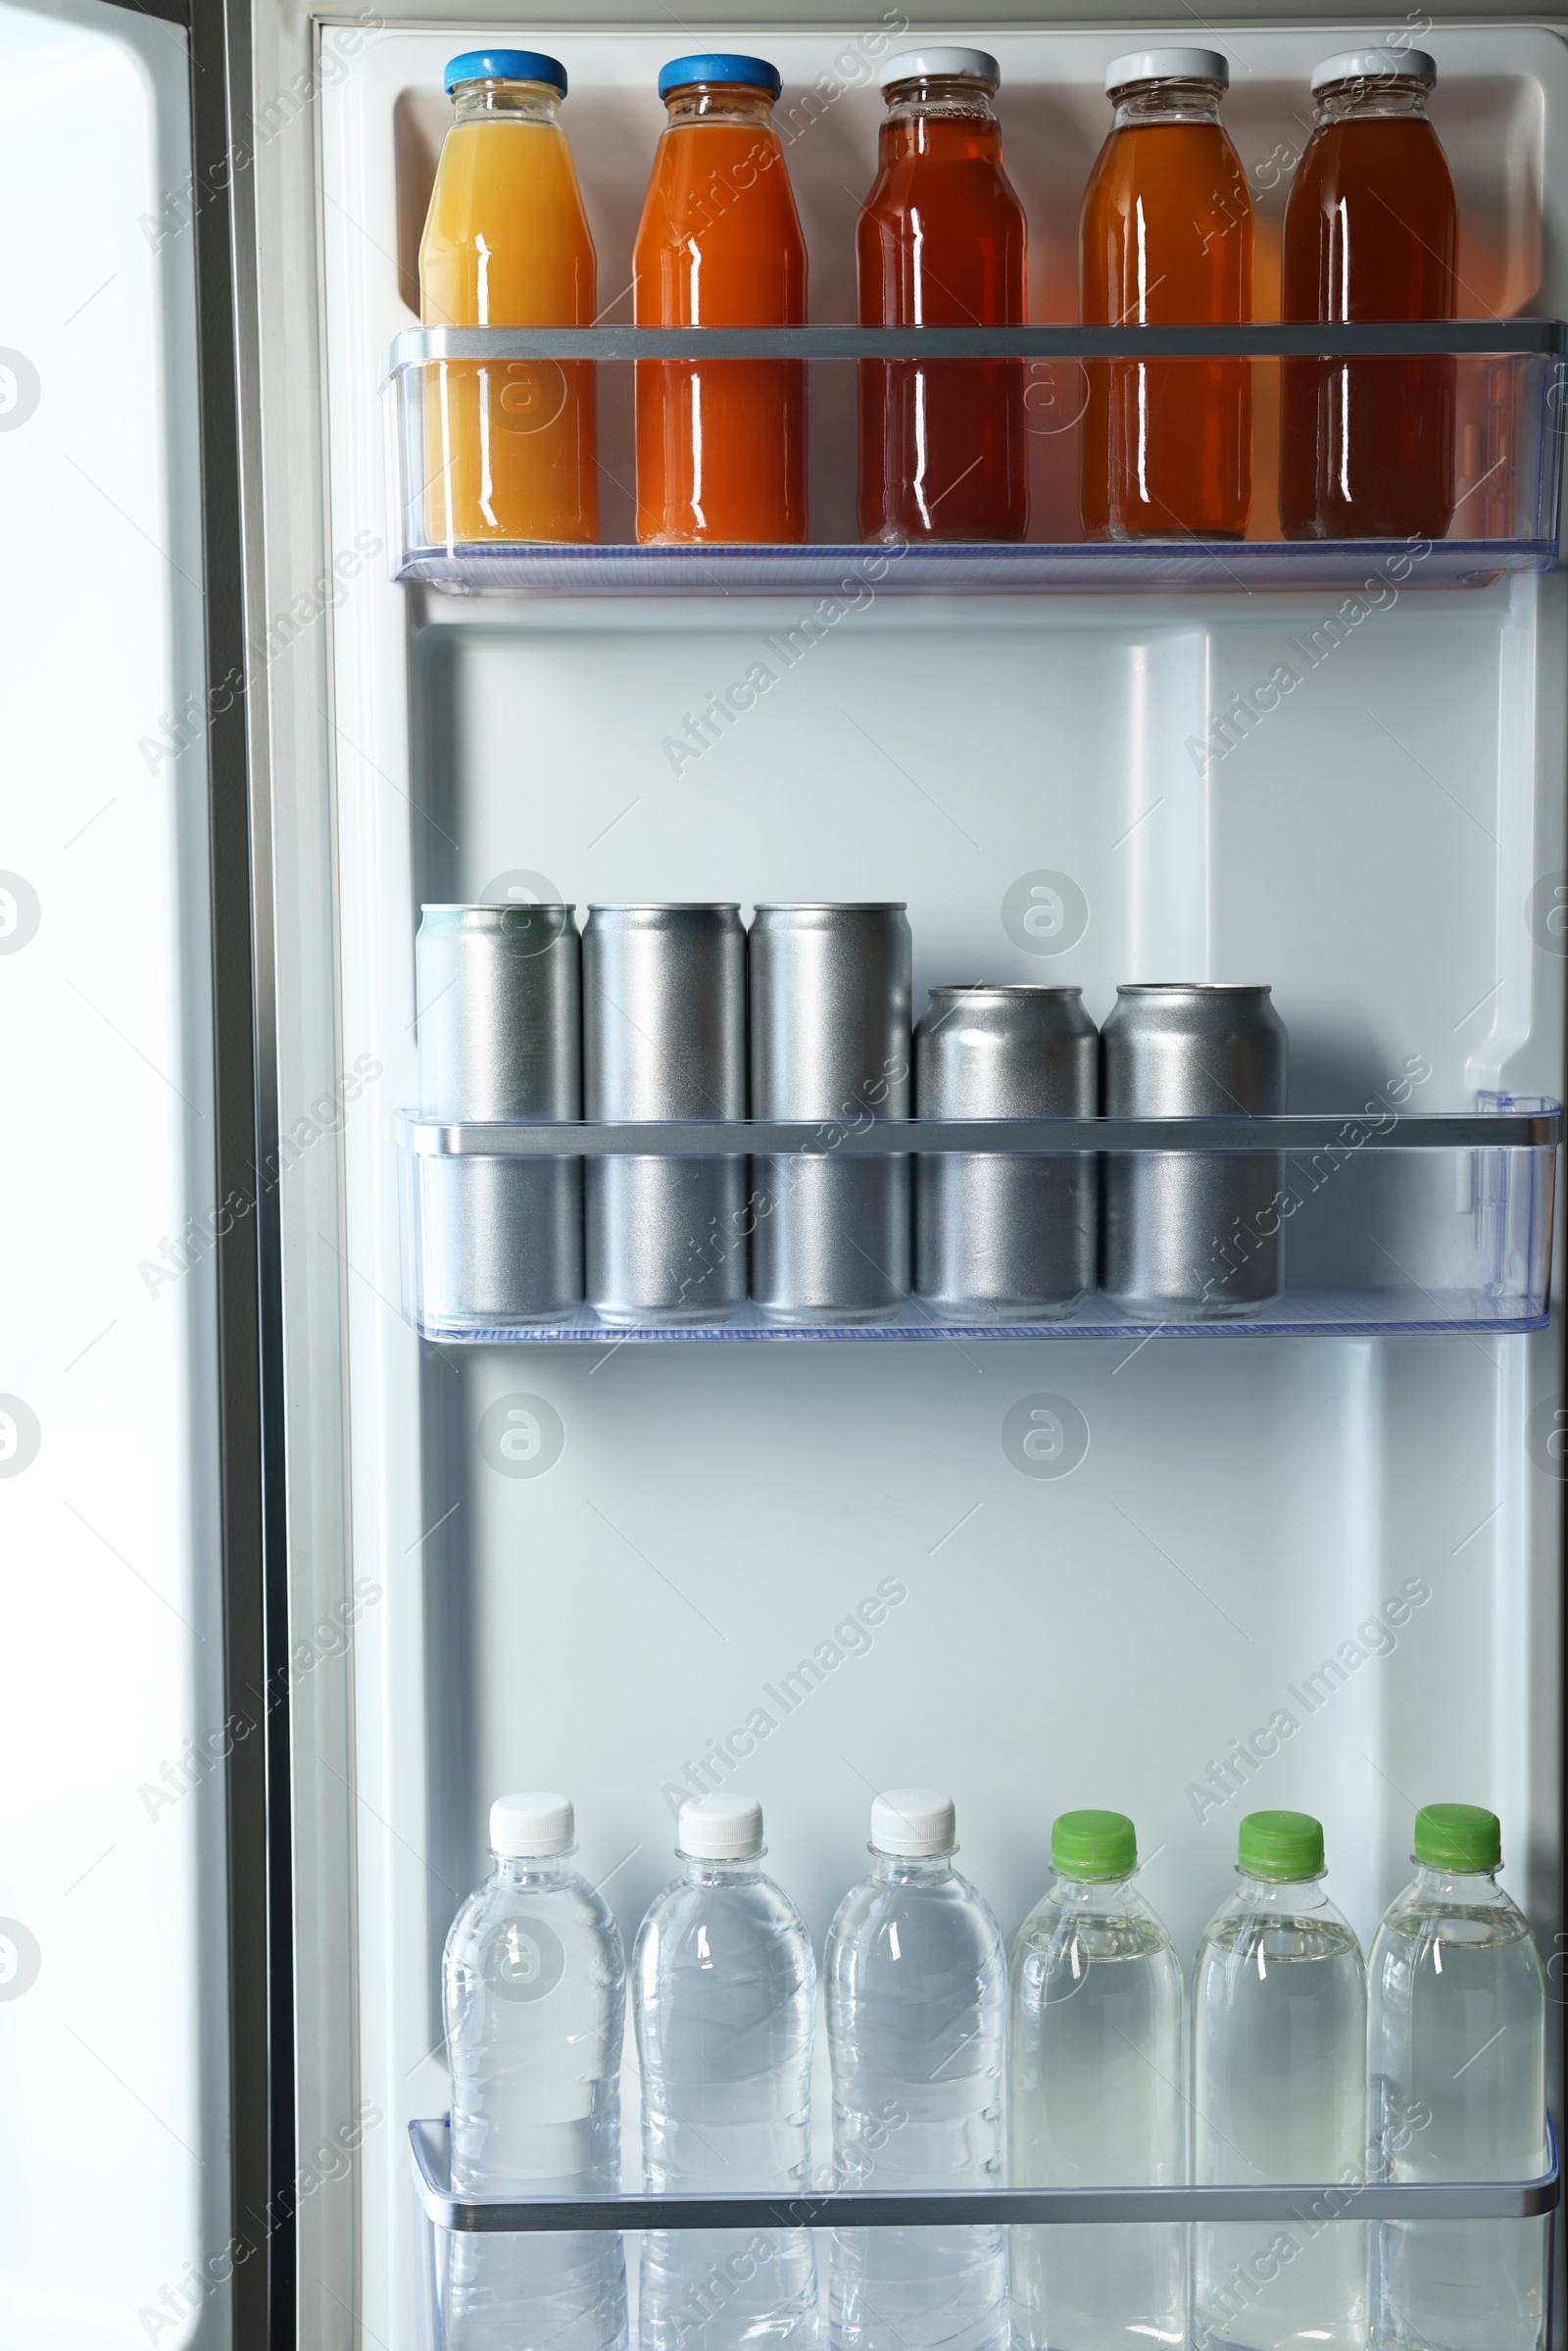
1080, 48, 1252, 539
858, 47, 1028, 543
1280, 49, 1457, 541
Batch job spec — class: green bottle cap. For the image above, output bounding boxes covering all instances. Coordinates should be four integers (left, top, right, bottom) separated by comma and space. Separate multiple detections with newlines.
1413, 1802, 1501, 1872
1238, 1809, 1325, 1882
1052, 1809, 1138, 1882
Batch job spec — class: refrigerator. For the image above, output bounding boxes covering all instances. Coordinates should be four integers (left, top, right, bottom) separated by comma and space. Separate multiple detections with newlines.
2, 0, 1564, 2346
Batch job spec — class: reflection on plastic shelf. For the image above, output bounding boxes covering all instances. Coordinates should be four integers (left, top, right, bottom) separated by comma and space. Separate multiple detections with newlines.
394, 1104, 1559, 1344
408, 2112, 1560, 2351
383, 326, 1567, 597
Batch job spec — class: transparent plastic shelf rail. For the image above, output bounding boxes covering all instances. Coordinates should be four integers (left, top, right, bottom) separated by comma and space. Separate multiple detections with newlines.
384, 320, 1568, 597
394, 1096, 1559, 1343
409, 2112, 1561, 2233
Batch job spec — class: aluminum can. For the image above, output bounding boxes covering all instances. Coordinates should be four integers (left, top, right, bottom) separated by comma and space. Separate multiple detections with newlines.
1101, 983, 1288, 1315
415, 904, 581, 1325
750, 904, 911, 1320
914, 986, 1098, 1318
417, 902, 580, 1122
583, 906, 747, 1322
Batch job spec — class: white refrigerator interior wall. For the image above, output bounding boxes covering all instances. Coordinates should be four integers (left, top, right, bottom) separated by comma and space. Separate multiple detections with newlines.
0, 0, 229, 2344
318, 24, 1567, 2348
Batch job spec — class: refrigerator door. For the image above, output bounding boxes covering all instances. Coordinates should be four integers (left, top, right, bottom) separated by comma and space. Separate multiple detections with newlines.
240, 8, 1567, 2346
0, 0, 269, 2343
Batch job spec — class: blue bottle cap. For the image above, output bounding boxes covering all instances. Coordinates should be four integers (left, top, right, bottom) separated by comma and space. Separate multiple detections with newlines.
444, 49, 567, 96
657, 52, 781, 101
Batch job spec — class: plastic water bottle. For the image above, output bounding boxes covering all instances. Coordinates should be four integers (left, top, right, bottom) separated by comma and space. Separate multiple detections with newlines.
825, 1788, 1007, 2351
1007, 1809, 1186, 2351
442, 1792, 628, 2351
1192, 1810, 1367, 2351
1370, 1803, 1547, 2351
634, 1792, 818, 2351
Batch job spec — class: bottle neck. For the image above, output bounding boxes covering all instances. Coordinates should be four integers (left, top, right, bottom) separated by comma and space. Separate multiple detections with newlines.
1110, 76, 1225, 129
452, 77, 563, 127
1236, 1869, 1331, 1910
1315, 75, 1432, 125
679, 1853, 764, 1886
662, 82, 777, 129
493, 1851, 573, 1887
882, 73, 1000, 128
1052, 1869, 1139, 1911
1414, 1863, 1503, 1899
871, 1849, 955, 1886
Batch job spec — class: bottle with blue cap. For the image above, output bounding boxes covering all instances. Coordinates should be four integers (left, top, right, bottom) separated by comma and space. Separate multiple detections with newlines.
633, 52, 808, 545
1280, 47, 1458, 542
633, 1793, 818, 2350
1193, 1810, 1367, 2351
419, 48, 598, 546
1007, 1811, 1185, 2350
442, 1792, 628, 2351
857, 48, 1028, 545
824, 1789, 1007, 2351
1369, 1805, 1546, 2351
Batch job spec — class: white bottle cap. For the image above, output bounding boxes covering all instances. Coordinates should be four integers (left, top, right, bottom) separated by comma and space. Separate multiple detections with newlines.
880, 46, 1001, 91
679, 1792, 764, 1859
871, 1788, 956, 1857
1105, 47, 1229, 92
490, 1791, 574, 1858
1311, 46, 1436, 90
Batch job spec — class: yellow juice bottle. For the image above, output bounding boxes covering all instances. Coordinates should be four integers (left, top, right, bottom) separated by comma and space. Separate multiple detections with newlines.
418, 50, 598, 546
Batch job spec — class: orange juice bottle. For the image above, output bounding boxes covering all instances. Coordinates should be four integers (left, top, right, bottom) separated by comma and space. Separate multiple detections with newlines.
1080, 48, 1252, 539
418, 50, 598, 546
633, 54, 808, 544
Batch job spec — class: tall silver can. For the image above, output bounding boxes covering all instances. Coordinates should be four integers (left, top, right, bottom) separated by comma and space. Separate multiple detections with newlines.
1101, 983, 1288, 1315
914, 986, 1098, 1318
583, 906, 747, 1323
750, 904, 912, 1321
415, 904, 582, 1326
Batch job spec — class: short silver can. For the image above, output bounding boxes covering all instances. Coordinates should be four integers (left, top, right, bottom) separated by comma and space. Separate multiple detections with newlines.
583, 906, 748, 1323
749, 904, 912, 1320
914, 985, 1098, 1318
1101, 983, 1288, 1315
415, 903, 582, 1325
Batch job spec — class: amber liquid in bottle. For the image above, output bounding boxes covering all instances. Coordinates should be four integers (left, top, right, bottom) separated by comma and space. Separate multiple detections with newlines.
1280, 89, 1458, 541
1080, 81, 1253, 539
858, 77, 1029, 542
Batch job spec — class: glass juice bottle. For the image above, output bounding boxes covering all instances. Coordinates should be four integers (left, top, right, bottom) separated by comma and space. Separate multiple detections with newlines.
1080, 48, 1252, 540
418, 50, 598, 547
634, 54, 808, 545
857, 47, 1028, 544
1280, 49, 1458, 541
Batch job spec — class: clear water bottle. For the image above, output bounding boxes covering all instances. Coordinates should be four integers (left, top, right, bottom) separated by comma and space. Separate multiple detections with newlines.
633, 1792, 819, 2351
1370, 1803, 1547, 2351
825, 1788, 1007, 2351
1007, 1810, 1186, 2351
1193, 1810, 1367, 2351
442, 1792, 628, 2351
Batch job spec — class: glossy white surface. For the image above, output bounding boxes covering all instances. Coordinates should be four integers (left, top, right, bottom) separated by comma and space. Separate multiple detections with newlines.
0, 0, 224, 2344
